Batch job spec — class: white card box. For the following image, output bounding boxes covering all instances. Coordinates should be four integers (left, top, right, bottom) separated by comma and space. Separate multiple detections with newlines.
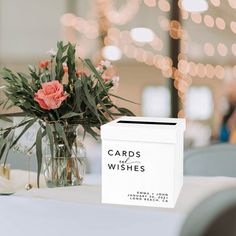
101, 116, 185, 208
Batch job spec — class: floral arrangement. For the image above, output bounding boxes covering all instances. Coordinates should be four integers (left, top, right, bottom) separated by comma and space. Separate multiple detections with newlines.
0, 41, 134, 186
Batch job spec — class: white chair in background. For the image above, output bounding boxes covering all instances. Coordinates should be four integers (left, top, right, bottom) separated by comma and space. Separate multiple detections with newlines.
184, 144, 236, 177
6, 150, 37, 172
180, 187, 236, 236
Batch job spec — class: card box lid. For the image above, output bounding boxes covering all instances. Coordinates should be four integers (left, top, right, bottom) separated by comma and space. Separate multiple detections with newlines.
101, 116, 185, 143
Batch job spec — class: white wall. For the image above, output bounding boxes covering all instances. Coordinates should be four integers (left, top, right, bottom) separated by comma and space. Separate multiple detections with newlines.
0, 0, 65, 61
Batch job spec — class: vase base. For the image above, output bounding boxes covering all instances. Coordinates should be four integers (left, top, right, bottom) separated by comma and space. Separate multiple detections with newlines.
46, 177, 84, 188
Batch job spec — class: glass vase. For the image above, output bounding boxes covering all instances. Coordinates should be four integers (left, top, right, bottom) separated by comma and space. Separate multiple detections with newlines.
43, 124, 86, 188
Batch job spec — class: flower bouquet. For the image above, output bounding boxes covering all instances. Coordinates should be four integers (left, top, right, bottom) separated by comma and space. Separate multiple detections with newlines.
0, 41, 134, 187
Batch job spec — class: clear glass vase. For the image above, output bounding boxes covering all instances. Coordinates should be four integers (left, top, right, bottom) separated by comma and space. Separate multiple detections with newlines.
43, 124, 86, 188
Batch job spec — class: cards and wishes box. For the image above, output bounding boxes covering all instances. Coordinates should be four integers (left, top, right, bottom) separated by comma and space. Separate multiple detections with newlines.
101, 116, 186, 208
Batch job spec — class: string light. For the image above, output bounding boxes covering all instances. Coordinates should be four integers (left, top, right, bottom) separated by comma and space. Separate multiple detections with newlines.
173, 67, 192, 115
145, 51, 155, 65
224, 66, 234, 81
120, 30, 133, 44
181, 29, 189, 40
123, 45, 136, 58
144, 0, 156, 7
217, 43, 228, 56
75, 40, 88, 58
153, 55, 164, 69
233, 66, 236, 78
60, 1, 236, 89
232, 44, 236, 56
210, 0, 221, 7
188, 62, 198, 77
182, 10, 230, 35
185, 1, 208, 13
215, 17, 225, 30
104, 36, 112, 46
149, 37, 164, 51
191, 13, 202, 24
181, 10, 189, 20
183, 13, 227, 35
141, 50, 148, 63
107, 27, 120, 39
197, 63, 207, 78
230, 21, 236, 34
131, 27, 154, 43
60, 0, 229, 122
200, 41, 236, 58
162, 68, 173, 78
215, 65, 225, 79
169, 20, 182, 39
159, 16, 170, 31
182, 0, 208, 12
180, 40, 188, 53
103, 0, 140, 25
204, 42, 215, 56
102, 45, 122, 61
158, 0, 171, 12
178, 60, 189, 74
205, 64, 215, 78
134, 48, 145, 62
184, 61, 236, 81
173, 68, 181, 80
228, 0, 236, 9
204, 15, 214, 28
176, 77, 189, 93
106, 27, 165, 56
178, 52, 188, 60
60, 13, 77, 27
178, 109, 185, 118
159, 56, 173, 71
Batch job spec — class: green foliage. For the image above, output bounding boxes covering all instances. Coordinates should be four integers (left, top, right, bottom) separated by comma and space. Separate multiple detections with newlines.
0, 41, 135, 187
36, 127, 43, 188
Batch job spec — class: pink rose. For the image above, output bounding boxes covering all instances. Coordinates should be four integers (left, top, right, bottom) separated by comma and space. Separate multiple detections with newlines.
34, 81, 67, 110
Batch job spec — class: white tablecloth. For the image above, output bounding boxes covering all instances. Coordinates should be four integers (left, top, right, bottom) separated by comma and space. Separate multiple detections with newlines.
1, 170, 236, 236
0, 196, 184, 236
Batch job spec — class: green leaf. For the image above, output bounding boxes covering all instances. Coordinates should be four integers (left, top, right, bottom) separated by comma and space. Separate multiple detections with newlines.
0, 68, 13, 80
0, 129, 13, 161
54, 123, 71, 154
83, 129, 87, 140
82, 124, 98, 140
109, 93, 140, 105
84, 59, 108, 95
0, 144, 7, 161
0, 115, 12, 123
36, 127, 43, 188
1, 99, 10, 110
116, 107, 135, 116
55, 41, 65, 81
10, 118, 37, 148
74, 80, 83, 112
45, 123, 54, 159
60, 112, 82, 119
28, 65, 36, 73
96, 97, 113, 119
3, 130, 14, 165
27, 141, 36, 153
66, 43, 77, 90
81, 76, 102, 123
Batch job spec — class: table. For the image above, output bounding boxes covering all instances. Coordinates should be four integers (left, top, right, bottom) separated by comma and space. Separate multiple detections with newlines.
1, 170, 236, 236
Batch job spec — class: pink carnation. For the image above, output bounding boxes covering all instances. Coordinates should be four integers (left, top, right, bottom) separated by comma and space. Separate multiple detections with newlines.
34, 80, 67, 110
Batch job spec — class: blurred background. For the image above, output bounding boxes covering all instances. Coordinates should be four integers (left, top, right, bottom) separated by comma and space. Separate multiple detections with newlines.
1, 0, 236, 149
